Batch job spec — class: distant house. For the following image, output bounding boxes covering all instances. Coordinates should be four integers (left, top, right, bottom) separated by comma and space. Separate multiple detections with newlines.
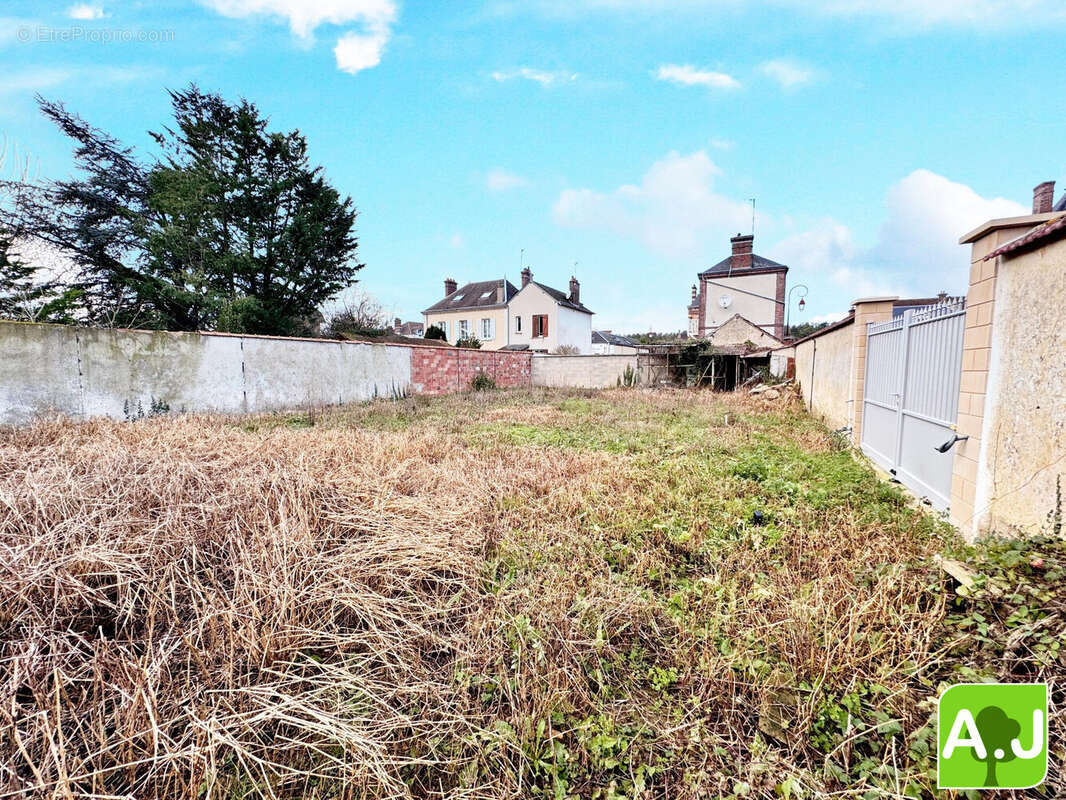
591, 330, 638, 354
422, 269, 594, 353
392, 318, 424, 338
507, 268, 594, 353
422, 278, 518, 350
688, 233, 788, 340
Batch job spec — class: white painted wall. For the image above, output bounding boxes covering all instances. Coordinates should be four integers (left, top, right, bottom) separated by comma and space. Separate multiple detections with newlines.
508, 283, 593, 353
557, 305, 593, 354
0, 322, 411, 425
701, 272, 780, 334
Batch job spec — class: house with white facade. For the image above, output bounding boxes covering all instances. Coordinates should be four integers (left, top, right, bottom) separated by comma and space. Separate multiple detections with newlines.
687, 233, 788, 340
506, 268, 594, 353
422, 269, 593, 352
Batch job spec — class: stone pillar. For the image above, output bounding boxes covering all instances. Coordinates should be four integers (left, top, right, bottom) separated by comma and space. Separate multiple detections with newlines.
849, 297, 897, 443
949, 212, 1057, 536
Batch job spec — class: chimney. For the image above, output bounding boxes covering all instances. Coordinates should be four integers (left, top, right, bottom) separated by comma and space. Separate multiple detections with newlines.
1034, 181, 1055, 214
690, 284, 697, 301
569, 276, 580, 304
444, 277, 457, 297
730, 234, 754, 270
521, 267, 532, 287
394, 316, 401, 330
496, 282, 505, 303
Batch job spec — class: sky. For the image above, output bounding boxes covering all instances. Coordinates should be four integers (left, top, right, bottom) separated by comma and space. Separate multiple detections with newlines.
2, 0, 1063, 333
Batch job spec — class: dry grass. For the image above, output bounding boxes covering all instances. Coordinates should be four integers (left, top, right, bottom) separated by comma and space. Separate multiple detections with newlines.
0, 388, 1061, 798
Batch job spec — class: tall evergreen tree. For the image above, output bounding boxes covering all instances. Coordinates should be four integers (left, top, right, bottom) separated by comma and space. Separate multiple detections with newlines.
0, 85, 362, 335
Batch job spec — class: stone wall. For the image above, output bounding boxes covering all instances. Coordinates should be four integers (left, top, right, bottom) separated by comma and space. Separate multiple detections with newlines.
532, 354, 639, 389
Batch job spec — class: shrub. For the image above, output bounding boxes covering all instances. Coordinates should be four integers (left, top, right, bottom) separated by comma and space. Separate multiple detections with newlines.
424, 324, 447, 341
554, 345, 580, 355
455, 336, 482, 349
471, 371, 496, 391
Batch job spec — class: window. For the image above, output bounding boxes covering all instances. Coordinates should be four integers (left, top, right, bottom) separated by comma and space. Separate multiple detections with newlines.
515, 315, 522, 333
459, 319, 470, 339
480, 318, 494, 340
532, 314, 548, 338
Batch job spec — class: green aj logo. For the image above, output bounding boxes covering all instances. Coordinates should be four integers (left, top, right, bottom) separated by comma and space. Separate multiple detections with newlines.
938, 683, 1048, 789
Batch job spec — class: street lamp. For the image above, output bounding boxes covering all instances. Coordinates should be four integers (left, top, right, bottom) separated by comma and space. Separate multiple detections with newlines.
786, 284, 808, 339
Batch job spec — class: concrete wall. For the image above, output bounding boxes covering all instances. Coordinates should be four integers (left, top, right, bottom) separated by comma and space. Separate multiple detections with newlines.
951, 212, 1066, 538
0, 321, 411, 425
793, 319, 854, 431
532, 354, 639, 389
1, 321, 643, 424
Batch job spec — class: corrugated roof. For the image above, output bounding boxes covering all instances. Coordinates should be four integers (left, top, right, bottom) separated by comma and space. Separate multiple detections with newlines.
984, 214, 1066, 261
699, 253, 788, 277
423, 279, 518, 313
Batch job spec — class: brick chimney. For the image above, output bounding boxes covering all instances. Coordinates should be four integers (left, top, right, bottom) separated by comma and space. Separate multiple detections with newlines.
1034, 181, 1055, 214
569, 276, 580, 304
521, 267, 532, 287
730, 234, 754, 270
496, 282, 505, 303
690, 284, 697, 301
444, 277, 457, 297
394, 316, 401, 330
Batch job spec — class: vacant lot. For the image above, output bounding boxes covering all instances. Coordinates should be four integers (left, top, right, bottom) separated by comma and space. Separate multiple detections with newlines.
1, 388, 1062, 798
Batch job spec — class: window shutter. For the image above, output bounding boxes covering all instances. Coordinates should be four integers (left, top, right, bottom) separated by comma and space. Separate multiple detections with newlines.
489, 318, 496, 340
543, 315, 548, 338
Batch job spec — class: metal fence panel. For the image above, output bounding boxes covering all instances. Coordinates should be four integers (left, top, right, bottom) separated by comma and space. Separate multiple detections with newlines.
860, 298, 966, 510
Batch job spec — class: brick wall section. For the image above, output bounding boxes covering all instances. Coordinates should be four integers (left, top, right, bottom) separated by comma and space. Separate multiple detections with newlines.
774, 272, 786, 340
848, 298, 896, 442
409, 346, 532, 395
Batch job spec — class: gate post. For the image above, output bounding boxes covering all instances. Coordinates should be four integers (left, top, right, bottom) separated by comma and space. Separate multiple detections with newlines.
849, 297, 897, 444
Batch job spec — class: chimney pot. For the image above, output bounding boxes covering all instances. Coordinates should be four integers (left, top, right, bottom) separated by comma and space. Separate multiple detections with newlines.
1034, 181, 1055, 214
729, 234, 754, 270
521, 267, 532, 288
691, 284, 697, 301
394, 317, 401, 328
569, 275, 580, 304
444, 277, 458, 297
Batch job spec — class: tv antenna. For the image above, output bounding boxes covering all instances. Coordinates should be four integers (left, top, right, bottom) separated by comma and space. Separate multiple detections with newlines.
750, 198, 756, 237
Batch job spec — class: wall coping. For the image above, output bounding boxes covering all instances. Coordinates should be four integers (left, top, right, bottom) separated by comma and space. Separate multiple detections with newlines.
959, 212, 1060, 244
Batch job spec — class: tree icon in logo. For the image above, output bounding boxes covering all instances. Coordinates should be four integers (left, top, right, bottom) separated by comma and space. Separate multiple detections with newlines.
974, 706, 1020, 787
938, 683, 1048, 790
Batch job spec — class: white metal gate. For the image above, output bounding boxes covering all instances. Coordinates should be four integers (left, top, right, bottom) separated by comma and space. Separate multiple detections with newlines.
860, 299, 967, 510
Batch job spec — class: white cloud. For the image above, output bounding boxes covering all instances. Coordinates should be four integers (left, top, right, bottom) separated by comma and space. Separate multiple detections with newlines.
656, 64, 740, 90
553, 150, 754, 258
709, 138, 735, 150
334, 26, 389, 73
771, 169, 1028, 301
68, 3, 105, 19
809, 311, 850, 325
491, 67, 576, 86
199, 0, 397, 73
760, 59, 815, 88
449, 233, 464, 249
485, 168, 529, 192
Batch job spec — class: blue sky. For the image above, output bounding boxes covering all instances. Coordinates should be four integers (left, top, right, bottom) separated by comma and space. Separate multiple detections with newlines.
2, 0, 1063, 332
